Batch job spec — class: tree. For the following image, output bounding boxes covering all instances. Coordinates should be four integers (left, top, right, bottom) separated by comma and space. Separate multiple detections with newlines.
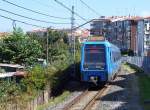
0, 28, 42, 65
20, 66, 46, 92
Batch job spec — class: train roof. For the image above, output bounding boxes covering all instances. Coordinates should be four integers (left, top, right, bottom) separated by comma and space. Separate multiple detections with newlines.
83, 41, 120, 50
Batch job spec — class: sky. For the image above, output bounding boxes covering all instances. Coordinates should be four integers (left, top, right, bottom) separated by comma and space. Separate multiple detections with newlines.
0, 0, 150, 32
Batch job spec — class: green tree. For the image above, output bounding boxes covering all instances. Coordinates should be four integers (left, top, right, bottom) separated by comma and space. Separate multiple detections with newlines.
0, 80, 22, 109
0, 28, 42, 65
20, 66, 46, 93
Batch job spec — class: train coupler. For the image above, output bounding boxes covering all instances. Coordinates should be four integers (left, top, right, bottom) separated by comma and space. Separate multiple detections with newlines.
90, 76, 98, 86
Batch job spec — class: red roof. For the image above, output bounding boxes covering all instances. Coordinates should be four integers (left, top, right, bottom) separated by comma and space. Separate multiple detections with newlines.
0, 32, 9, 37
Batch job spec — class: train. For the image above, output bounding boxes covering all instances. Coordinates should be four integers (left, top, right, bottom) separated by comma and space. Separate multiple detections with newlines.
80, 40, 121, 85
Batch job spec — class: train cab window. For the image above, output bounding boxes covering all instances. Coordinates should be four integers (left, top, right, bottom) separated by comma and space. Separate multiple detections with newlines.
83, 44, 106, 70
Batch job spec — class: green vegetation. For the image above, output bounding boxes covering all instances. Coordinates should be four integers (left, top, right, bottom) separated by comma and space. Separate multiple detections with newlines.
0, 28, 42, 65
121, 49, 134, 56
37, 91, 70, 110
123, 63, 136, 73
0, 67, 5, 73
0, 27, 81, 109
138, 74, 150, 110
0, 64, 73, 110
123, 63, 150, 110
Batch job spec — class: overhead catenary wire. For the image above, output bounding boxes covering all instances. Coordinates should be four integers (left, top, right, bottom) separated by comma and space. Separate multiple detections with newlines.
54, 0, 87, 21
0, 8, 70, 24
0, 13, 92, 32
32, 0, 54, 9
73, 19, 93, 30
0, 14, 47, 28
28, 0, 87, 21
32, 0, 88, 21
79, 0, 101, 17
1, 0, 70, 20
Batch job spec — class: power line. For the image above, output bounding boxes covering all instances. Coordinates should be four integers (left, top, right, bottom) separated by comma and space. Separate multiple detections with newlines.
31, 0, 88, 21
32, 0, 56, 9
1, 0, 70, 20
79, 0, 100, 16
0, 8, 70, 24
32, 0, 53, 8
28, 0, 84, 21
54, 0, 87, 21
73, 19, 93, 30
0, 14, 92, 32
0, 14, 47, 28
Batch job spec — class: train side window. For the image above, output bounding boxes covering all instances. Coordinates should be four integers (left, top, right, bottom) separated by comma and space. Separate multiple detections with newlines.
112, 51, 115, 62
110, 52, 111, 60
111, 51, 113, 62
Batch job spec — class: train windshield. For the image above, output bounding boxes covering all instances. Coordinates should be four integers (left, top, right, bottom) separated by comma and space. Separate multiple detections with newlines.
84, 44, 105, 70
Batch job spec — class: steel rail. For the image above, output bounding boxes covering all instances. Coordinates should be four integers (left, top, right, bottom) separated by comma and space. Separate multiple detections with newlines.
83, 84, 110, 110
63, 90, 89, 110
62, 84, 110, 110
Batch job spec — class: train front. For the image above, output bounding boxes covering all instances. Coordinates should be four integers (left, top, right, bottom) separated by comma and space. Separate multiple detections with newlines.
80, 42, 107, 85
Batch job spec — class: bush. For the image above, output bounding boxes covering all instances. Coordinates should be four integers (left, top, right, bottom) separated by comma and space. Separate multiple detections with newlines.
20, 66, 46, 93
0, 27, 42, 65
0, 28, 81, 109
0, 80, 22, 109
0, 67, 5, 73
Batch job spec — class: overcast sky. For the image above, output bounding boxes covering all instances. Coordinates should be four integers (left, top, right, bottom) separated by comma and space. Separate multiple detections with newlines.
0, 0, 150, 32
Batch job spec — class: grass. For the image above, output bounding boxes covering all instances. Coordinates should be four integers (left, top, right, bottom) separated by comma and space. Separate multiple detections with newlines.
36, 91, 70, 110
124, 63, 150, 110
138, 74, 150, 110
122, 63, 137, 73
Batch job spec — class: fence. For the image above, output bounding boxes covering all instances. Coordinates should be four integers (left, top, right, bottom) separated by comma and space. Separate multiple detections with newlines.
27, 89, 50, 110
122, 56, 150, 74
0, 89, 50, 110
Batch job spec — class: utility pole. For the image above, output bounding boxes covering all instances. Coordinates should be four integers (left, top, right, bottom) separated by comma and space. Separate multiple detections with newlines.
12, 20, 16, 30
46, 28, 50, 65
71, 6, 76, 76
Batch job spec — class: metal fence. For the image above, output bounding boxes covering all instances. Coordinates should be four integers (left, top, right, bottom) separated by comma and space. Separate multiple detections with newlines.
122, 56, 150, 73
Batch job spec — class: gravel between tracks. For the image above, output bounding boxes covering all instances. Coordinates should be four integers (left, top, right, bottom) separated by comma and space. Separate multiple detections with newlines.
45, 81, 87, 110
46, 91, 83, 110
46, 65, 143, 110
95, 67, 143, 110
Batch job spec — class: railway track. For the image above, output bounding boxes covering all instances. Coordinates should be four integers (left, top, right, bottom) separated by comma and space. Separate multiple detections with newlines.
63, 84, 111, 110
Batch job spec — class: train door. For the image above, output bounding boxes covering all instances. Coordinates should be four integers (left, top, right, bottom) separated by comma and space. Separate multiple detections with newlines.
107, 47, 113, 81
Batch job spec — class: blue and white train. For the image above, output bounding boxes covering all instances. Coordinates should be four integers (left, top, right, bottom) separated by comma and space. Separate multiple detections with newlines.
80, 40, 121, 85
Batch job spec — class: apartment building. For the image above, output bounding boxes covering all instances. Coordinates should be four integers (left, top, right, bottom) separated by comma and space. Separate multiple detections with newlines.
111, 19, 130, 51
110, 17, 136, 53
136, 19, 144, 56
90, 16, 150, 56
143, 17, 150, 56
90, 17, 111, 39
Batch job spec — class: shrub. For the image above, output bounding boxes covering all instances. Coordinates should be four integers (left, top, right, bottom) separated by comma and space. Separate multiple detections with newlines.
20, 66, 46, 93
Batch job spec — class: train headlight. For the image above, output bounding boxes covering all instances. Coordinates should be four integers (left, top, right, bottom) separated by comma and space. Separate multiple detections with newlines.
96, 65, 101, 68
83, 64, 88, 69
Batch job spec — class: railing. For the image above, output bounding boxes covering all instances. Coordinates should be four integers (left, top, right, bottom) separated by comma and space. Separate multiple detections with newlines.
122, 56, 150, 74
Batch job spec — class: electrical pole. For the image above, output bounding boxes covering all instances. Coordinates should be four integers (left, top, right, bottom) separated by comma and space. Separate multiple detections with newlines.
46, 28, 50, 65
71, 6, 76, 76
12, 20, 16, 30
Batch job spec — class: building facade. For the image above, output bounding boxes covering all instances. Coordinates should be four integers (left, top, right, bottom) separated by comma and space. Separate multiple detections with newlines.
90, 16, 150, 56
143, 18, 150, 56
90, 18, 111, 39
137, 19, 144, 56
110, 18, 133, 53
